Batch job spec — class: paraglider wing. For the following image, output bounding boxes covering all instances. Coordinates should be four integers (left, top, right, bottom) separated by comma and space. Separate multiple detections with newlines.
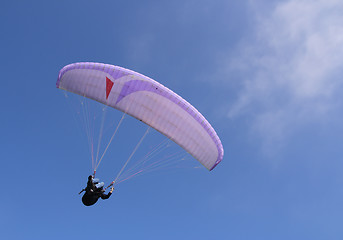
57, 62, 223, 170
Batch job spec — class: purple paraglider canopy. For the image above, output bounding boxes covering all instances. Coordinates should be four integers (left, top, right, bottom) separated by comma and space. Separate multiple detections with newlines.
57, 62, 223, 170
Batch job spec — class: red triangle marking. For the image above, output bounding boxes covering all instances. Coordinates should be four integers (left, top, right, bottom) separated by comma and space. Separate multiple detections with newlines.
106, 77, 114, 100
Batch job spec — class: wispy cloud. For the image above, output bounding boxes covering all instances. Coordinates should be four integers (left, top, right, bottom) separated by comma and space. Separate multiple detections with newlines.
227, 0, 343, 152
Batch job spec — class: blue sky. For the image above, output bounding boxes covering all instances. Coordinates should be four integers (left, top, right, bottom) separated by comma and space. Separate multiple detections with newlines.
1, 0, 343, 239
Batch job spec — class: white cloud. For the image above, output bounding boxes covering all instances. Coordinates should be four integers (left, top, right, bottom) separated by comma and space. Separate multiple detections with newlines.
227, 0, 343, 151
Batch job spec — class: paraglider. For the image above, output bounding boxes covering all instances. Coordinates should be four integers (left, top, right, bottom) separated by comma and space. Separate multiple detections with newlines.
57, 62, 224, 205
79, 175, 114, 206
